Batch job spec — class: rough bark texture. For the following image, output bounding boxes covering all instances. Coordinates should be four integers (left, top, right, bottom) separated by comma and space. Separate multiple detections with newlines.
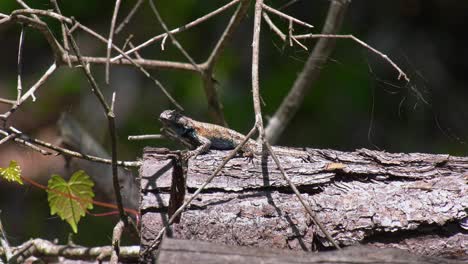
140, 147, 468, 260
155, 238, 465, 264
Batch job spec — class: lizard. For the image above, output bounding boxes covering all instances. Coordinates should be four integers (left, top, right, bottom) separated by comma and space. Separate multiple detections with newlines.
159, 109, 311, 160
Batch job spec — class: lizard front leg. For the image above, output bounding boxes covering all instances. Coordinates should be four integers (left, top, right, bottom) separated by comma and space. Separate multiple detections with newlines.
186, 134, 211, 158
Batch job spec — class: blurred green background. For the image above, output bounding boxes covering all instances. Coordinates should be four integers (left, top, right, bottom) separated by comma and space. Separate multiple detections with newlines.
0, 0, 467, 247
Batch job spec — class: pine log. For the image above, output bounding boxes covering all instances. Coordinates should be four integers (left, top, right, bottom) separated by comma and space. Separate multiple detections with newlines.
140, 147, 468, 260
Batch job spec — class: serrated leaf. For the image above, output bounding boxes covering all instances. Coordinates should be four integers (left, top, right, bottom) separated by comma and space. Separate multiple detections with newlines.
0, 160, 22, 185
47, 170, 94, 233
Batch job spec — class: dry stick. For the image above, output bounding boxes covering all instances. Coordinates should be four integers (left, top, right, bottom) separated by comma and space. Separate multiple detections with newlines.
263, 13, 308, 51
12, 1, 65, 61
115, 0, 145, 34
1, 63, 57, 120
263, 13, 286, 41
264, 141, 341, 249
264, 0, 349, 144
7, 14, 64, 61
128, 42, 143, 60
251, 0, 265, 134
0, 129, 52, 155
10, 9, 184, 109
4, 239, 139, 262
0, 133, 15, 145
148, 0, 201, 72
0, 98, 16, 106
127, 134, 164, 141
110, 220, 125, 264
16, 26, 24, 102
0, 211, 12, 262
49, 0, 72, 67
262, 4, 314, 29
251, 0, 340, 249
106, 0, 122, 84
65, 27, 126, 220
143, 125, 258, 254
0, 127, 141, 167
200, 0, 251, 126
111, 0, 239, 61
294, 33, 410, 82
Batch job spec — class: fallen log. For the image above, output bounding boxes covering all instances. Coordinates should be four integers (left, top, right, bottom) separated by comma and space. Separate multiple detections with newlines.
139, 147, 468, 261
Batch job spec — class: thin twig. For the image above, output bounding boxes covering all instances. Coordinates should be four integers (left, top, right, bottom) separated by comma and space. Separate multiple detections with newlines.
0, 129, 53, 155
111, 0, 239, 61
0, 128, 141, 166
265, 0, 349, 143
143, 125, 258, 254
7, 14, 64, 61
10, 9, 184, 109
0, 98, 16, 105
5, 238, 138, 263
263, 12, 286, 41
115, 0, 144, 34
148, 0, 201, 73
49, 0, 72, 67
128, 134, 164, 141
110, 220, 125, 264
252, 0, 340, 249
264, 141, 341, 249
0, 211, 12, 262
200, 0, 251, 126
65, 25, 126, 220
252, 0, 265, 134
262, 4, 314, 29
16, 26, 24, 102
1, 62, 57, 120
106, 0, 122, 84
294, 33, 410, 82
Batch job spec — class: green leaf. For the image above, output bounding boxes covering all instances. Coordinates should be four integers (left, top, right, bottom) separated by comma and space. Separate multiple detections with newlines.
0, 160, 23, 185
47, 170, 94, 233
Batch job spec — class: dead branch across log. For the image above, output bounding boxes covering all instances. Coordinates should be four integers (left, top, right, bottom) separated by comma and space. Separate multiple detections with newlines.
140, 147, 468, 261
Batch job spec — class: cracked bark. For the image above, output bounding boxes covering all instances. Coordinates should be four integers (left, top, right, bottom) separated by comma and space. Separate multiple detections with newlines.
139, 147, 468, 260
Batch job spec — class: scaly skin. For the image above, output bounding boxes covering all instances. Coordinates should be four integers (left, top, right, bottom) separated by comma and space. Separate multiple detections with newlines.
159, 110, 309, 159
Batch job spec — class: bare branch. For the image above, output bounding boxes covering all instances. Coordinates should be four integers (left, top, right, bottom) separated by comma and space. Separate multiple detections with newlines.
16, 26, 24, 102
262, 4, 314, 29
200, 0, 251, 126
294, 34, 410, 82
9, 9, 185, 109
111, 0, 240, 62
0, 98, 16, 105
265, 0, 349, 143
0, 127, 141, 167
115, 0, 145, 34
252, 0, 265, 135
65, 25, 126, 220
3, 238, 138, 263
106, 0, 122, 84
128, 134, 164, 141
0, 129, 53, 155
110, 220, 125, 264
253, 0, 340, 249
6, 14, 64, 60
1, 62, 57, 120
0, 212, 12, 262
148, 0, 201, 73
263, 12, 286, 41
264, 141, 341, 249
49, 0, 72, 67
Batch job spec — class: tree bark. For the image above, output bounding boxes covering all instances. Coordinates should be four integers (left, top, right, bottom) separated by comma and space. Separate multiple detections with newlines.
140, 147, 468, 260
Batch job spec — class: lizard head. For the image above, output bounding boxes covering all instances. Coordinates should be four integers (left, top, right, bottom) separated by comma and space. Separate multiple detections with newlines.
159, 110, 193, 137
